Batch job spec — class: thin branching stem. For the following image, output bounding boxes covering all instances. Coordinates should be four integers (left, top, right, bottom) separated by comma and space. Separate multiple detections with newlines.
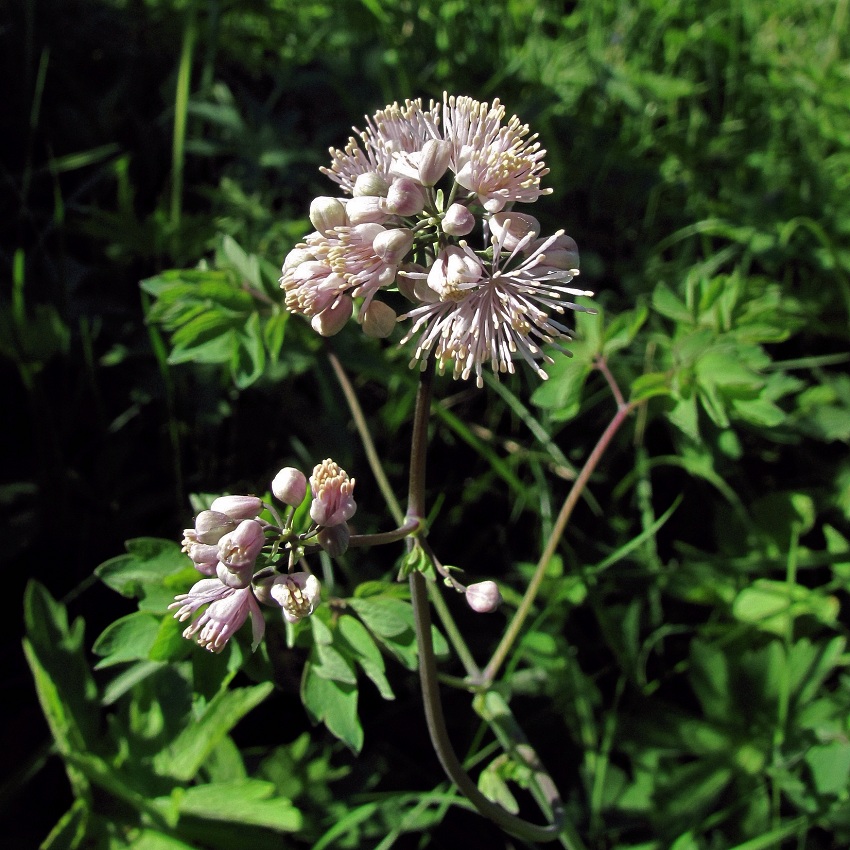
482, 398, 638, 685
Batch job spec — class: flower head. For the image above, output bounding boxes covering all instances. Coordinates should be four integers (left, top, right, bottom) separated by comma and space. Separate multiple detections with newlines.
169, 579, 264, 652
399, 226, 591, 387
310, 459, 357, 527
267, 572, 322, 624
441, 94, 551, 212
320, 99, 439, 194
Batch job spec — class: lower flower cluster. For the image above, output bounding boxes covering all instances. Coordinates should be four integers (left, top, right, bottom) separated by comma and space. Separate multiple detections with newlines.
170, 459, 355, 652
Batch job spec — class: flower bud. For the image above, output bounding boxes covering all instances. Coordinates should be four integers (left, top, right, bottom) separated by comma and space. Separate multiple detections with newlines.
282, 247, 315, 273
268, 572, 321, 623
311, 296, 352, 336
309, 196, 348, 233
384, 178, 426, 216
465, 581, 502, 613
193, 510, 237, 544
373, 227, 414, 264
310, 459, 356, 527
317, 522, 350, 557
216, 560, 253, 589
527, 234, 580, 270
346, 196, 390, 225
186, 542, 219, 575
210, 495, 263, 520
442, 203, 475, 237
217, 519, 265, 570
353, 171, 390, 197
361, 300, 397, 338
271, 467, 308, 507
489, 212, 541, 253
418, 139, 451, 186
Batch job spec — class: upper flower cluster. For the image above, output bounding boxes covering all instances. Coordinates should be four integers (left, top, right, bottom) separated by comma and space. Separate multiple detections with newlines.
281, 93, 593, 386
171, 459, 356, 653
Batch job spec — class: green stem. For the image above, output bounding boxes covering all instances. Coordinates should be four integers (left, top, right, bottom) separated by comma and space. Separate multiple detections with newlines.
410, 571, 564, 842
328, 351, 404, 526
407, 364, 564, 842
482, 400, 637, 684
170, 5, 197, 246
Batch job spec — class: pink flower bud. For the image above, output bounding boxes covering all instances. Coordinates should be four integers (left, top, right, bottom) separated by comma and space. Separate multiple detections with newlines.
210, 495, 263, 520
427, 246, 484, 301
217, 519, 265, 570
310, 459, 357, 527
309, 196, 348, 233
489, 212, 541, 252
526, 234, 580, 270
216, 560, 253, 589
186, 542, 219, 575
271, 467, 308, 507
361, 300, 397, 338
193, 510, 237, 544
317, 522, 350, 557
311, 295, 353, 336
418, 139, 451, 186
346, 196, 390, 224
353, 171, 390, 197
385, 178, 426, 216
373, 227, 414, 264
441, 203, 475, 236
268, 572, 321, 623
465, 581, 502, 613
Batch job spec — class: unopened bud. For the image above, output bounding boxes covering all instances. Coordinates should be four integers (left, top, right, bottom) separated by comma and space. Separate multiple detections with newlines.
282, 247, 315, 273
193, 510, 237, 544
527, 234, 580, 270
186, 542, 219, 575
385, 178, 426, 216
418, 139, 451, 186
210, 495, 263, 520
271, 467, 308, 507
311, 296, 352, 336
217, 519, 265, 569
465, 580, 502, 613
373, 227, 414, 264
346, 196, 389, 225
309, 196, 348, 233
442, 203, 475, 237
489, 212, 541, 253
361, 300, 397, 338
317, 522, 350, 557
216, 560, 253, 589
353, 171, 390, 197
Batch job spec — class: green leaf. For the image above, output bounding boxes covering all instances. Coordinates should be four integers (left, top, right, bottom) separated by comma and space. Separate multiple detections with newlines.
96, 538, 189, 604
154, 779, 302, 832
155, 683, 274, 781
301, 661, 363, 753
312, 642, 358, 685
653, 284, 692, 323
347, 597, 410, 638
22, 582, 99, 771
732, 580, 838, 635
336, 615, 395, 700
805, 741, 850, 796
92, 612, 163, 668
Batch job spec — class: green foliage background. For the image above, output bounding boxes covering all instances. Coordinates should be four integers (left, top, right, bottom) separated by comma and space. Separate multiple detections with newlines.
3, 0, 850, 847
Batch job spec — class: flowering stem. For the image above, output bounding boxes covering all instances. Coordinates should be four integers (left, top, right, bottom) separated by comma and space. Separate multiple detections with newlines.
348, 516, 423, 548
410, 571, 565, 842
407, 364, 565, 842
327, 350, 405, 526
481, 399, 637, 685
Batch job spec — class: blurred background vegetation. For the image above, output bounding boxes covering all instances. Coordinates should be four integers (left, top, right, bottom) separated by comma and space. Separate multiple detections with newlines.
3, 0, 850, 847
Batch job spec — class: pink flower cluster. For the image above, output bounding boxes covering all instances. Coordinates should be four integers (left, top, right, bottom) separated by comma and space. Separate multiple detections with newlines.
171, 460, 356, 653
281, 94, 593, 385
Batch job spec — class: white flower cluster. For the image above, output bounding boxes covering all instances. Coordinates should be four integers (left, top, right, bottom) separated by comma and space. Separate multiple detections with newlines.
281, 94, 593, 387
